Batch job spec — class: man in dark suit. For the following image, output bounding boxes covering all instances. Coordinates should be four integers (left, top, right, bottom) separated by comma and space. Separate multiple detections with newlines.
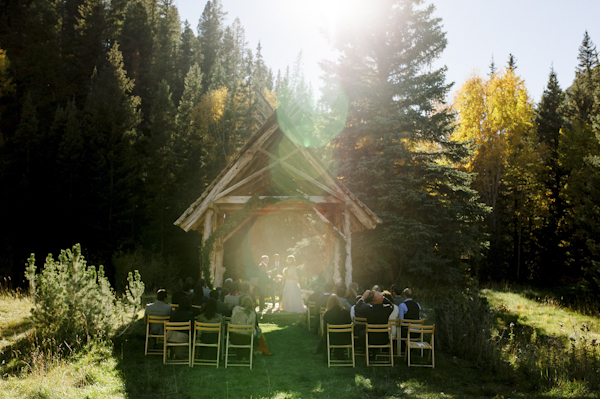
205, 289, 231, 317
257, 255, 271, 309
269, 253, 283, 303
399, 287, 421, 352
354, 290, 394, 358
172, 281, 193, 305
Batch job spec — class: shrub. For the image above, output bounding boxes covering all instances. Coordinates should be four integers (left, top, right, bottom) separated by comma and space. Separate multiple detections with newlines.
504, 322, 600, 391
25, 244, 144, 346
434, 288, 503, 372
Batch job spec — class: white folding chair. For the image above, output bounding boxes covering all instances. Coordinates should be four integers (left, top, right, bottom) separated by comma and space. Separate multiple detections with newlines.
225, 324, 254, 369
326, 323, 355, 367
365, 323, 393, 367
145, 315, 170, 355
163, 321, 192, 366
192, 321, 221, 368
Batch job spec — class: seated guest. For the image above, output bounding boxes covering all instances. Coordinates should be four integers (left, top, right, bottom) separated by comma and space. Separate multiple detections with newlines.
196, 297, 223, 359
224, 281, 241, 308
219, 279, 233, 301
230, 294, 257, 360
399, 287, 422, 352
382, 290, 399, 337
199, 297, 223, 324
172, 280, 193, 305
239, 281, 251, 297
231, 295, 272, 358
390, 284, 404, 306
197, 278, 211, 298
355, 290, 394, 357
337, 285, 352, 310
168, 296, 195, 359
186, 276, 195, 290
399, 288, 421, 320
144, 289, 172, 340
208, 289, 231, 317
312, 294, 352, 360
306, 285, 323, 334
317, 282, 334, 310
193, 280, 208, 307
346, 286, 358, 306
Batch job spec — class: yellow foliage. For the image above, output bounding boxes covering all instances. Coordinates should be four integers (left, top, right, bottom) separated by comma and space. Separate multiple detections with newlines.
262, 88, 277, 110
194, 86, 228, 126
452, 69, 536, 207
0, 48, 15, 97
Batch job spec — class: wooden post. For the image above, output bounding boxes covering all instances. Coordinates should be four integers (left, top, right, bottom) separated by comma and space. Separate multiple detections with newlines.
213, 237, 225, 288
332, 235, 341, 285
343, 206, 353, 287
201, 209, 215, 279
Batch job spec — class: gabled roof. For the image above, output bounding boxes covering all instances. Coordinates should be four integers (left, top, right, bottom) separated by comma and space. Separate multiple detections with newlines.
174, 109, 381, 233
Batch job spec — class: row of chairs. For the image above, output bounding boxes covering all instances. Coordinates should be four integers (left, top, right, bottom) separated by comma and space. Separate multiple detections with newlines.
145, 316, 255, 368
325, 318, 435, 368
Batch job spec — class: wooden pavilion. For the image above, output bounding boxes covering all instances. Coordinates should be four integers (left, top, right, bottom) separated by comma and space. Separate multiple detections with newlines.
174, 106, 381, 288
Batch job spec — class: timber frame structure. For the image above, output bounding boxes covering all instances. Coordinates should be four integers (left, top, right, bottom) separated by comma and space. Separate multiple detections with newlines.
174, 106, 381, 288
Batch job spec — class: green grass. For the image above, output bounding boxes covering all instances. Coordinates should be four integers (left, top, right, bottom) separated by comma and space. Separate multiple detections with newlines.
482, 288, 600, 343
116, 313, 523, 399
1, 290, 599, 399
0, 295, 33, 350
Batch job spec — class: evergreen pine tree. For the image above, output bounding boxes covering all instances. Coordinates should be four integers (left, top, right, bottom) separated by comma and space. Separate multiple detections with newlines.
488, 55, 496, 76
507, 53, 517, 71
175, 21, 200, 104
82, 44, 142, 261
118, 0, 154, 103
151, 0, 181, 100
568, 31, 599, 124
535, 67, 567, 281
221, 19, 247, 90
176, 63, 205, 207
577, 30, 598, 75
198, 0, 226, 93
145, 80, 178, 254
560, 32, 600, 280
321, 0, 488, 285
254, 41, 270, 92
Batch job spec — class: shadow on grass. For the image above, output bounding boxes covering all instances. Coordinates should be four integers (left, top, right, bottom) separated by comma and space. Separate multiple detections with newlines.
1, 317, 34, 343
114, 313, 562, 399
0, 319, 34, 375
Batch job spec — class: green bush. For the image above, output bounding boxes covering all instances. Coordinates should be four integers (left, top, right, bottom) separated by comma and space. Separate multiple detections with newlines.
25, 244, 144, 346
433, 288, 503, 372
502, 322, 600, 391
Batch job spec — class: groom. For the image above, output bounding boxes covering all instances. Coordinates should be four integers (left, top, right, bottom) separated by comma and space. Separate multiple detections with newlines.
269, 253, 283, 303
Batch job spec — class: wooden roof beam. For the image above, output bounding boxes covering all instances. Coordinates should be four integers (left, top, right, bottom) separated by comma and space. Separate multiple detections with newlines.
214, 196, 343, 204
214, 147, 302, 202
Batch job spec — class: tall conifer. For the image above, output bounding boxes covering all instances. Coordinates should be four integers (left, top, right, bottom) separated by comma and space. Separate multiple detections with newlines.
322, 0, 487, 285
82, 44, 142, 261
198, 0, 226, 93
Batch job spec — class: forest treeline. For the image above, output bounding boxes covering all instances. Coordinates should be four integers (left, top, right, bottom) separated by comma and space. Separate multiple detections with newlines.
0, 0, 307, 286
0, 0, 599, 299
451, 35, 600, 299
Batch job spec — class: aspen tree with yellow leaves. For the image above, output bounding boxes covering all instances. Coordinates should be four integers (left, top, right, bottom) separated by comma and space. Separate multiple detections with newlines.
453, 68, 544, 280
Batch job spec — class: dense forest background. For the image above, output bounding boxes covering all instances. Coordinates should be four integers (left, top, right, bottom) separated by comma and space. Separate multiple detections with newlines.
1, 0, 599, 300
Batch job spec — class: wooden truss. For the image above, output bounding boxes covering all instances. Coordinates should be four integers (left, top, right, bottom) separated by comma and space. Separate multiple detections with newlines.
174, 107, 381, 287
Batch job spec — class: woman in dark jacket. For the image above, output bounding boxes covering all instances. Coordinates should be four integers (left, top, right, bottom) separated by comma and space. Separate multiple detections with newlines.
168, 296, 195, 359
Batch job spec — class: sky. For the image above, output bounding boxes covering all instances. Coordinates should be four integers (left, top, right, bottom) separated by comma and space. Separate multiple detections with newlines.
175, 0, 600, 103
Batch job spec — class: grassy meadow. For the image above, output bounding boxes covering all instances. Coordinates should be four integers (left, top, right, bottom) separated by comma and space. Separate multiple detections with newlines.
1, 288, 599, 399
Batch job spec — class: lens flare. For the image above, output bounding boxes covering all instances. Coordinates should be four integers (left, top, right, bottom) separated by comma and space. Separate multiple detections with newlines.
276, 82, 349, 149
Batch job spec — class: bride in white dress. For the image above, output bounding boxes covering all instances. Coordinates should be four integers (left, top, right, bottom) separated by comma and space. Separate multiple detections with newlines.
280, 255, 306, 313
